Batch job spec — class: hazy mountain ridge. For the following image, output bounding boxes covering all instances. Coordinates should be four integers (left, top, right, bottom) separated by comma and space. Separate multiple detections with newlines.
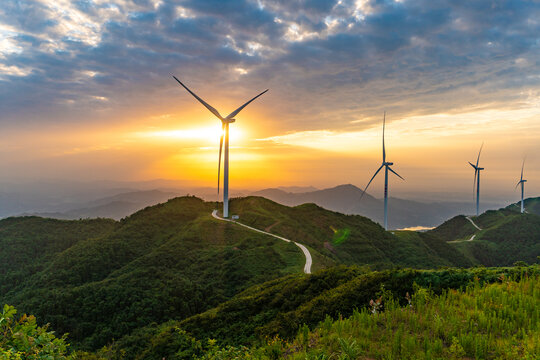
253, 184, 482, 229
1, 181, 506, 228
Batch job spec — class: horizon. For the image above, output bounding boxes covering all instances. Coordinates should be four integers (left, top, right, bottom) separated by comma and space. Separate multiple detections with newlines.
1, 0, 539, 203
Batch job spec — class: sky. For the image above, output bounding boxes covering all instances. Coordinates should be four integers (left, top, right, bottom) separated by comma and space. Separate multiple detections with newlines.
0, 0, 539, 202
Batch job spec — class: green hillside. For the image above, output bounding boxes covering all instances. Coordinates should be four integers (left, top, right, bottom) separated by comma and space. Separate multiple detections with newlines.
0, 196, 474, 352
507, 196, 540, 215
197, 271, 539, 360
106, 265, 538, 360
229, 197, 470, 269
429, 215, 476, 241
429, 200, 540, 266
0, 197, 305, 349
0, 216, 116, 296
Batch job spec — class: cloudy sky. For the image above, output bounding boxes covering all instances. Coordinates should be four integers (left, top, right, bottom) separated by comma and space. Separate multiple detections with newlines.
1, 0, 539, 201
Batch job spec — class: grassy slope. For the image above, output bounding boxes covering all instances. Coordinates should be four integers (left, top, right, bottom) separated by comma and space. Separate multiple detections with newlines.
430, 202, 540, 266
429, 215, 476, 241
120, 266, 539, 360
230, 273, 540, 360
230, 197, 470, 269
0, 197, 304, 349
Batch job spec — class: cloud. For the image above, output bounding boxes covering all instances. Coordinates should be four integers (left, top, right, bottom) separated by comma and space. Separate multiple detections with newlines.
0, 0, 538, 134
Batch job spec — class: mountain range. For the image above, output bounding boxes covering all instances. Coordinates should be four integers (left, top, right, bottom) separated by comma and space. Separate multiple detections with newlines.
3, 182, 506, 229
1, 194, 538, 358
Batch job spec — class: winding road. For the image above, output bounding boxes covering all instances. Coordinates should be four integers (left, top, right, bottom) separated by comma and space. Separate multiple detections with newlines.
211, 210, 312, 274
449, 217, 482, 243
466, 216, 482, 230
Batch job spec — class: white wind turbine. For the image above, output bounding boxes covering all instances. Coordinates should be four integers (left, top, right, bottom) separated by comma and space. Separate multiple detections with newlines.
468, 143, 484, 217
360, 112, 404, 230
516, 159, 527, 213
173, 76, 268, 218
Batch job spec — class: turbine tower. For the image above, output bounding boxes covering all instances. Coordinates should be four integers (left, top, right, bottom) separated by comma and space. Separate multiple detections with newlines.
173, 76, 268, 218
468, 143, 484, 217
360, 112, 404, 230
516, 159, 527, 213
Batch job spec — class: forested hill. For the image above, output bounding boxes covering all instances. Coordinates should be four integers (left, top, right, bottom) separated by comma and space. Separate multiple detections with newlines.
429, 199, 540, 266
0, 195, 471, 350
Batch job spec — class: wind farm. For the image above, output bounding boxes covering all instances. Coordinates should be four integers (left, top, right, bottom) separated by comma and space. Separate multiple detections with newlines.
1, 1, 539, 359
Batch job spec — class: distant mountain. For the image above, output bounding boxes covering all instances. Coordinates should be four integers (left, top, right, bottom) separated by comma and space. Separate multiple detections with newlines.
277, 185, 319, 193
252, 184, 474, 229
27, 190, 181, 220
430, 197, 540, 266
1, 195, 470, 351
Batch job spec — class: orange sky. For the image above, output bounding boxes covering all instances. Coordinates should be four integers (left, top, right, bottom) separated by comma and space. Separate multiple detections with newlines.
1, 0, 539, 203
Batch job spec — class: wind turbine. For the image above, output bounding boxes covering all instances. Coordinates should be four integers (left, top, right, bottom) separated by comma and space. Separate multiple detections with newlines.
173, 76, 268, 218
360, 112, 404, 231
516, 159, 527, 213
468, 143, 484, 217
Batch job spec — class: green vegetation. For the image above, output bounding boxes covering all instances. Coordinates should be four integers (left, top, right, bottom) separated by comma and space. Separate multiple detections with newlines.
2, 195, 538, 357
116, 265, 538, 359
230, 197, 471, 269
0, 197, 304, 350
1, 304, 73, 359
197, 272, 539, 359
0, 217, 116, 297
429, 215, 476, 241
430, 202, 540, 266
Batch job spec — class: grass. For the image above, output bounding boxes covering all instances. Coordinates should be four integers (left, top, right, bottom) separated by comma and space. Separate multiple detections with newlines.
199, 272, 539, 359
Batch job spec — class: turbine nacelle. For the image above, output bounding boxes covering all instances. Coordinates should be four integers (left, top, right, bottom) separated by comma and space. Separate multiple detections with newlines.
223, 118, 236, 124
384, 162, 393, 166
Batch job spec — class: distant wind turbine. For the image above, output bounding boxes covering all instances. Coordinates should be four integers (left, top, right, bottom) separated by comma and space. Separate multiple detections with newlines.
173, 76, 268, 218
468, 143, 484, 217
516, 159, 527, 213
360, 112, 404, 230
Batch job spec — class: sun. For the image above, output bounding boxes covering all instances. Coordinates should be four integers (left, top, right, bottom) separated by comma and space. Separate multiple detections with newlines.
137, 123, 244, 143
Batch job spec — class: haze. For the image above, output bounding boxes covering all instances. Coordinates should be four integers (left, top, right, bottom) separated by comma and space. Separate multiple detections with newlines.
1, 0, 539, 204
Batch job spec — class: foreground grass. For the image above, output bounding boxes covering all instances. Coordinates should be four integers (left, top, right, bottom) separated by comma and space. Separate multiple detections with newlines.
199, 274, 539, 359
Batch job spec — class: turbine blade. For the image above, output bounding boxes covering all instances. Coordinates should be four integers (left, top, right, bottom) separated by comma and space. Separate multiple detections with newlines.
476, 142, 484, 167
225, 89, 269, 119
382, 111, 386, 163
388, 166, 404, 180
468, 161, 477, 169
360, 164, 384, 201
217, 123, 225, 194
173, 76, 223, 120
515, 180, 521, 189
521, 159, 525, 181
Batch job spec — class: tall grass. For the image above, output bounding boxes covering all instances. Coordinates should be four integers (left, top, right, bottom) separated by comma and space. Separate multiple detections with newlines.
199, 274, 539, 359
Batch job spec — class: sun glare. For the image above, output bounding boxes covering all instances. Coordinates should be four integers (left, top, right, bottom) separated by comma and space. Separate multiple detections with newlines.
137, 123, 244, 143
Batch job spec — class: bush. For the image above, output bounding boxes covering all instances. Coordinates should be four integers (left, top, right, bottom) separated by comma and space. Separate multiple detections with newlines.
0, 304, 73, 359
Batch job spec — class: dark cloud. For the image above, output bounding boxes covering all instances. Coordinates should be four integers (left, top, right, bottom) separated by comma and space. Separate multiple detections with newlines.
0, 0, 538, 129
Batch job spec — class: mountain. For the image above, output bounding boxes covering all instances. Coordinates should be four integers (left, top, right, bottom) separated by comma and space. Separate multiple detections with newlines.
0, 197, 305, 349
29, 190, 182, 220
1, 195, 471, 351
252, 184, 477, 229
430, 198, 540, 266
